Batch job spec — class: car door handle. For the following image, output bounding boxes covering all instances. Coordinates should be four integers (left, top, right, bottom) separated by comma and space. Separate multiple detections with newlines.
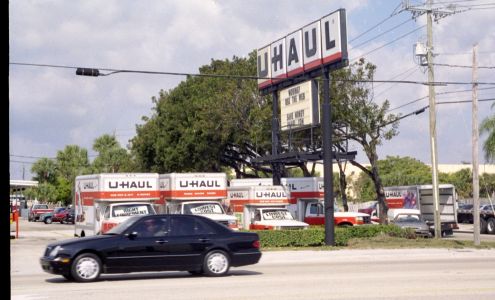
155, 239, 168, 244
198, 238, 210, 243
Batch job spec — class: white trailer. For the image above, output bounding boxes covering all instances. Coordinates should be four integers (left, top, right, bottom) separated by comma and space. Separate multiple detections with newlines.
384, 184, 459, 236
227, 185, 309, 230
159, 173, 238, 229
74, 173, 161, 237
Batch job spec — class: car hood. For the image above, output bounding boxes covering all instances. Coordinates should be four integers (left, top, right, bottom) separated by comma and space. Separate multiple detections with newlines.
196, 214, 237, 222
256, 220, 309, 227
396, 221, 429, 229
335, 212, 369, 217
47, 234, 115, 248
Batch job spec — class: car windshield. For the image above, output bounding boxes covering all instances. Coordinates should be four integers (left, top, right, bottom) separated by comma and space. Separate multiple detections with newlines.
183, 203, 225, 215
105, 216, 142, 235
262, 209, 294, 220
54, 208, 66, 214
395, 215, 421, 223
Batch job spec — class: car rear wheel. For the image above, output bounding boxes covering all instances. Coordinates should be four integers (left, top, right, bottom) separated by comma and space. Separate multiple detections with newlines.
44, 217, 52, 224
203, 250, 230, 277
71, 253, 102, 282
487, 218, 495, 235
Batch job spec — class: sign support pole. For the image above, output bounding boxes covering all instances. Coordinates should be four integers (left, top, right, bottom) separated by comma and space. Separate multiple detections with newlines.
322, 68, 335, 246
272, 90, 281, 185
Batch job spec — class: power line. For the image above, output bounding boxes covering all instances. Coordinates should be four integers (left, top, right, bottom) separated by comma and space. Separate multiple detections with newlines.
351, 18, 414, 49
436, 98, 495, 104
350, 25, 426, 62
10, 62, 495, 85
349, 2, 404, 43
433, 63, 495, 69
388, 87, 495, 111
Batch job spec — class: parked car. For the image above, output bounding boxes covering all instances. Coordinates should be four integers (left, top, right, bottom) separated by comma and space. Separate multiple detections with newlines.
457, 203, 474, 223
53, 207, 71, 223
391, 210, 432, 238
28, 204, 53, 222
40, 214, 262, 282
41, 207, 66, 224
62, 208, 75, 224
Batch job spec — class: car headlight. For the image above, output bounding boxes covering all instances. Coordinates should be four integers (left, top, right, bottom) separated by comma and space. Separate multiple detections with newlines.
49, 245, 62, 257
356, 217, 363, 221
228, 220, 237, 225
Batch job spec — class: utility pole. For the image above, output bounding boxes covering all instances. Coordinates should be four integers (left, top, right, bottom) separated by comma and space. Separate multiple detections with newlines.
403, 0, 457, 239
472, 44, 480, 246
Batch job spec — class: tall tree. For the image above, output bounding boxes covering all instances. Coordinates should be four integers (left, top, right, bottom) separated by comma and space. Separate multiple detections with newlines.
330, 59, 400, 223
31, 157, 58, 184
131, 52, 273, 176
92, 134, 134, 173
480, 103, 495, 163
56, 145, 90, 180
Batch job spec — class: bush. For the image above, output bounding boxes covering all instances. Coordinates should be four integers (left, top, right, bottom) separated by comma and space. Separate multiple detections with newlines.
252, 225, 412, 248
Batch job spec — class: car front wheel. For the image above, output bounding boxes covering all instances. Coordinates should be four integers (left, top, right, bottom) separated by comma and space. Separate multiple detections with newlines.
203, 250, 230, 277
44, 217, 52, 224
71, 253, 102, 282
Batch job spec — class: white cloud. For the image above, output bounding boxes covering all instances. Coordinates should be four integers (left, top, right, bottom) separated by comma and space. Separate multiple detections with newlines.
9, 0, 495, 179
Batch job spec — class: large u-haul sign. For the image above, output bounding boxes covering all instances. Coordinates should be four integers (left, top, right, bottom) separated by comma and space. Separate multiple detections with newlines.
257, 9, 347, 90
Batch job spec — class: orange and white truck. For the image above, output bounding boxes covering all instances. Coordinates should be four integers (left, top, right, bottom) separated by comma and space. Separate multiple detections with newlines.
74, 173, 161, 237
159, 173, 238, 230
227, 184, 309, 230
230, 177, 371, 227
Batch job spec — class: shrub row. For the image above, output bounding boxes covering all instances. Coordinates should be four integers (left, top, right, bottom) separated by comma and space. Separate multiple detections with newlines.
251, 225, 414, 247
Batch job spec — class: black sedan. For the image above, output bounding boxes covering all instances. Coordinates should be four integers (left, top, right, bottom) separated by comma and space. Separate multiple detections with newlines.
40, 214, 262, 282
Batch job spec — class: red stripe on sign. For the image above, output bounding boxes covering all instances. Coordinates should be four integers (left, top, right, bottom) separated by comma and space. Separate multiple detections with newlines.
80, 191, 160, 200
163, 189, 227, 199
287, 67, 304, 78
304, 59, 322, 71
258, 80, 272, 89
322, 52, 342, 64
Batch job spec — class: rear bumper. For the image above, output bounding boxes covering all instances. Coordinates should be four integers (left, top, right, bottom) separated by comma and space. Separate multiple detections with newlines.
231, 251, 262, 267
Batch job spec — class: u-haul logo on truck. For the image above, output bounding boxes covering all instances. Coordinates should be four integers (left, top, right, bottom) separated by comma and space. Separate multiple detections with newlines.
179, 180, 222, 189
108, 181, 153, 189
255, 191, 288, 199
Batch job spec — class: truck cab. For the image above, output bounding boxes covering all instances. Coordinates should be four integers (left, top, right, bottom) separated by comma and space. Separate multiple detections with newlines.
178, 201, 238, 230
302, 201, 371, 226
246, 206, 309, 230
100, 202, 157, 233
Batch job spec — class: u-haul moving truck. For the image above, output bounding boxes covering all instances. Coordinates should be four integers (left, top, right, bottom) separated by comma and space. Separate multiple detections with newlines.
230, 177, 371, 226
227, 185, 309, 230
159, 173, 238, 230
384, 184, 458, 236
74, 173, 161, 237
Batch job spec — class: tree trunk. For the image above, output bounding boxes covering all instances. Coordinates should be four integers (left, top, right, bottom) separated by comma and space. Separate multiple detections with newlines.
365, 146, 388, 224
337, 161, 349, 211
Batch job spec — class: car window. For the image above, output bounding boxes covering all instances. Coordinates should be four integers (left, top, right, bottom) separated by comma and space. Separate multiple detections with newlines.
170, 216, 216, 236
132, 217, 169, 238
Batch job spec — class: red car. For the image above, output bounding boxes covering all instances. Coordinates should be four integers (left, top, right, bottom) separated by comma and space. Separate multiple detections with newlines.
52, 207, 70, 224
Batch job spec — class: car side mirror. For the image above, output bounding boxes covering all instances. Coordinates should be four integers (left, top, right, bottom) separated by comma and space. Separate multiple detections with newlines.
126, 232, 138, 239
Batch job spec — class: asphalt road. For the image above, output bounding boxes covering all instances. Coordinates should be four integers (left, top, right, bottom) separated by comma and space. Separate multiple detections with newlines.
10, 219, 495, 300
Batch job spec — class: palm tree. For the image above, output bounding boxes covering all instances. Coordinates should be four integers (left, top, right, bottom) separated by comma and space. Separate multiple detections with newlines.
480, 103, 495, 163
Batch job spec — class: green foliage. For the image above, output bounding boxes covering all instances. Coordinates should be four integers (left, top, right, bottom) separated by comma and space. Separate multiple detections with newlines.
31, 158, 58, 184
91, 134, 134, 173
352, 156, 432, 200
253, 225, 411, 247
25, 182, 58, 204
54, 177, 72, 206
480, 103, 495, 163
56, 145, 90, 181
131, 52, 273, 176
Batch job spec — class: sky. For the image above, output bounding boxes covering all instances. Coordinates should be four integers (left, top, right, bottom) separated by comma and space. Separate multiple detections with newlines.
9, 0, 495, 180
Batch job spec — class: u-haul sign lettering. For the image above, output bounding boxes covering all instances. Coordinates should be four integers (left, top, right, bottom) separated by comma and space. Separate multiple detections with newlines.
257, 8, 347, 90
